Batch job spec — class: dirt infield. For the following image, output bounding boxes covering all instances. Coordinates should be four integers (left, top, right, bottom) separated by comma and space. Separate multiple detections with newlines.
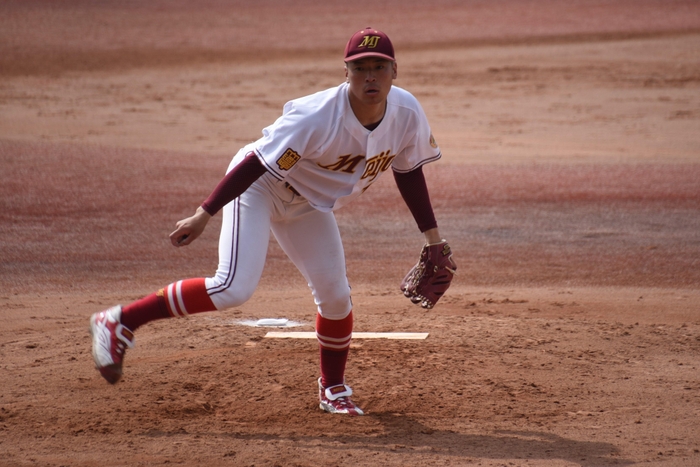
1, 1, 699, 466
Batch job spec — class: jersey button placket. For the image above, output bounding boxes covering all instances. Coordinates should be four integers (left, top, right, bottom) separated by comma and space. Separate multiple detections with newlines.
366, 134, 376, 163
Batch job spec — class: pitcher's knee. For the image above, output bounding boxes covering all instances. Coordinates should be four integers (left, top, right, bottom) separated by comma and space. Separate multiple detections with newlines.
205, 277, 256, 310
316, 294, 352, 321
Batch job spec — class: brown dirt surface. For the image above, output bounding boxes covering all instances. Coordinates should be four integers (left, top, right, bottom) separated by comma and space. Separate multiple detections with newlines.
1, 1, 699, 466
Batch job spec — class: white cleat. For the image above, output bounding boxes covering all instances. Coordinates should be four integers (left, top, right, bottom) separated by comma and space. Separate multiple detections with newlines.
318, 378, 364, 416
89, 306, 134, 384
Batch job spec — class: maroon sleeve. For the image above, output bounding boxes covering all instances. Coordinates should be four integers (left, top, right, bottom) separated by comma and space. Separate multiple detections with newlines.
201, 152, 267, 215
393, 166, 438, 233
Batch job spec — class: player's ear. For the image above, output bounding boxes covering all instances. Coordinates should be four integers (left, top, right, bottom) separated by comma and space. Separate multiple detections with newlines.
392, 61, 397, 79
344, 63, 349, 81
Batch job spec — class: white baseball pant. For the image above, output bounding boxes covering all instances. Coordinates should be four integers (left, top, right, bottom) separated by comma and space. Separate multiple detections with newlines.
204, 154, 353, 320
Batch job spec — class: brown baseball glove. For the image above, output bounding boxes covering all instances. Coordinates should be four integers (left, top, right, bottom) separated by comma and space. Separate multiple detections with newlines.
400, 240, 457, 309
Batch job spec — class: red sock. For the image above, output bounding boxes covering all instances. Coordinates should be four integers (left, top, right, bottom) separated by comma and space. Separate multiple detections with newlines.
120, 278, 217, 331
316, 311, 353, 388
120, 292, 169, 331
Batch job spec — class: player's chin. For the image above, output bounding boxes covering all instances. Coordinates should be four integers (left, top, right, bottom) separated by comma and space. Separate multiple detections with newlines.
363, 90, 385, 103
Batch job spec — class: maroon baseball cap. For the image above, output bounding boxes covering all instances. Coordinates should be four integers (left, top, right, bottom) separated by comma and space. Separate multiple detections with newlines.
344, 27, 395, 62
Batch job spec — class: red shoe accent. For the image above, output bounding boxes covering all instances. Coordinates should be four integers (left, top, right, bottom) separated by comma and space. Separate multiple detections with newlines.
318, 378, 364, 416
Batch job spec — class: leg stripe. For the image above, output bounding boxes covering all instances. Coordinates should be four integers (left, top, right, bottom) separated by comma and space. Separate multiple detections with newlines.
316, 332, 352, 350
208, 197, 240, 296
175, 280, 188, 315
317, 338, 351, 350
166, 282, 189, 317
316, 311, 353, 350
316, 332, 352, 343
166, 284, 177, 317
163, 279, 215, 317
166, 283, 179, 317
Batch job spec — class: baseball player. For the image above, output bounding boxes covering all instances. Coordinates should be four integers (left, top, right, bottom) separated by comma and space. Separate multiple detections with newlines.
90, 27, 456, 416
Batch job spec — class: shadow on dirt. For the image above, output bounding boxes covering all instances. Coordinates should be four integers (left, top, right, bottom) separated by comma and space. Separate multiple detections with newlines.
357, 413, 632, 466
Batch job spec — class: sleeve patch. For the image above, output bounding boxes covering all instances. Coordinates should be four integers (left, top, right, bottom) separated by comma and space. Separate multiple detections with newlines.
429, 133, 438, 149
276, 148, 301, 171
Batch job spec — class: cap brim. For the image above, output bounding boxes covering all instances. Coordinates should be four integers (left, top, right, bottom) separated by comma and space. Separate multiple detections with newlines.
344, 52, 395, 62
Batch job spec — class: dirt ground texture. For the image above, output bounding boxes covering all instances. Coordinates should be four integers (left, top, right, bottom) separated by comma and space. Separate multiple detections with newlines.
1, 1, 700, 466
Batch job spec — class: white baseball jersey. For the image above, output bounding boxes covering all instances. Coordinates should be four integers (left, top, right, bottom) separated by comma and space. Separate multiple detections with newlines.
253, 82, 441, 212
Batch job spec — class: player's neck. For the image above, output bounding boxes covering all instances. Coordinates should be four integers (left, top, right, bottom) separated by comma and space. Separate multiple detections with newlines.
348, 94, 386, 128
